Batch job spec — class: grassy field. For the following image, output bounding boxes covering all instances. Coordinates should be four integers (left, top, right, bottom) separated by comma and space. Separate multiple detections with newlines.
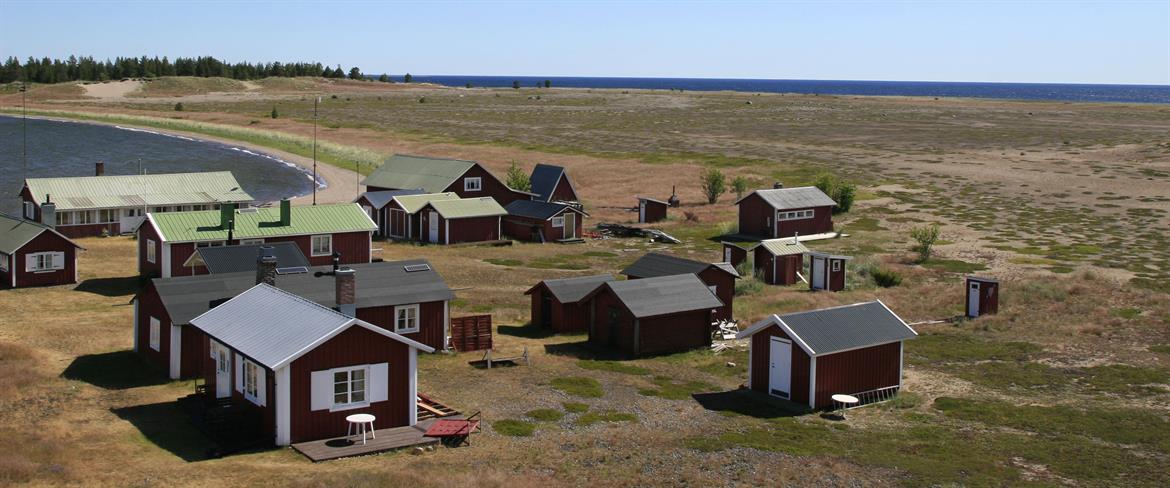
0, 78, 1169, 486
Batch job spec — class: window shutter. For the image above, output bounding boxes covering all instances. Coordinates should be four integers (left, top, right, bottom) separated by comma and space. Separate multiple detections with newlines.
310, 370, 332, 411
369, 363, 389, 403
234, 353, 243, 393
51, 252, 64, 270
26, 254, 36, 272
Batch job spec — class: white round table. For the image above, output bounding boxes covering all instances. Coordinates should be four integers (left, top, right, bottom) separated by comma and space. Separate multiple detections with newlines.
346, 413, 376, 444
831, 394, 859, 418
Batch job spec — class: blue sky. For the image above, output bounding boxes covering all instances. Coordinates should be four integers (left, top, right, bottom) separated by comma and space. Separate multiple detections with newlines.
1, 1, 1167, 84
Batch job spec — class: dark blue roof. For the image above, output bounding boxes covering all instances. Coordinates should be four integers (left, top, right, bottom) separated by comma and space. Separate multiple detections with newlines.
506, 199, 575, 220
530, 163, 566, 202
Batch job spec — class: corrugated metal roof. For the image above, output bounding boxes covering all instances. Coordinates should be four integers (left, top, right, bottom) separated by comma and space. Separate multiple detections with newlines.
149, 203, 375, 242
360, 154, 475, 192
24, 172, 253, 211
529, 274, 615, 303
195, 242, 309, 274
638, 196, 669, 205
740, 301, 917, 356
393, 192, 460, 214
358, 189, 426, 210
505, 200, 575, 221
428, 197, 507, 219
529, 163, 565, 202
622, 252, 739, 279
0, 213, 82, 253
151, 259, 455, 325
738, 186, 836, 210
753, 238, 810, 257
604, 274, 723, 319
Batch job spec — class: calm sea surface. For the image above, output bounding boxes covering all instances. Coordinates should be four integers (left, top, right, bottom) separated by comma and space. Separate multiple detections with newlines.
0, 116, 317, 215
407, 76, 1170, 104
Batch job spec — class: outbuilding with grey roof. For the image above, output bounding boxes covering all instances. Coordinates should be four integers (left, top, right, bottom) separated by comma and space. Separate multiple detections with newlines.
622, 252, 739, 321
581, 274, 723, 356
503, 200, 587, 243
524, 274, 615, 333
735, 186, 837, 240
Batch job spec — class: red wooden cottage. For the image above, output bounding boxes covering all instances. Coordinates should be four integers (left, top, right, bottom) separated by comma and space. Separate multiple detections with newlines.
134, 256, 453, 379
737, 300, 917, 409
189, 282, 434, 446
379, 192, 459, 241
361, 154, 533, 207
621, 252, 739, 321
582, 274, 723, 357
750, 238, 810, 286
808, 252, 850, 292
529, 163, 579, 204
636, 197, 669, 223
720, 242, 749, 269
417, 197, 507, 245
0, 213, 84, 288
524, 274, 615, 333
354, 189, 426, 238
138, 201, 376, 278
965, 276, 999, 318
735, 187, 836, 240
503, 200, 588, 243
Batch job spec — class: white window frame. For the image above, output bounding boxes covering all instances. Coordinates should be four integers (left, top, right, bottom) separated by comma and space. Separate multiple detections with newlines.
777, 209, 815, 221
238, 238, 264, 245
311, 234, 332, 257
27, 252, 63, 272
551, 216, 565, 228
395, 304, 420, 334
332, 366, 369, 411
832, 260, 842, 272
149, 317, 160, 351
243, 359, 262, 405
146, 239, 157, 264
23, 202, 35, 219
463, 177, 483, 192
0, 253, 8, 272
57, 211, 75, 226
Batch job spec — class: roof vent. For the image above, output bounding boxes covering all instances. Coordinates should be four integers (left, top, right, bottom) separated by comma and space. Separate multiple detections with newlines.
404, 263, 431, 272
276, 266, 309, 275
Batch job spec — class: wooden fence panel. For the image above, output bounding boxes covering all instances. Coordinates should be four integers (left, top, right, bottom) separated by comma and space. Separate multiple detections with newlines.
450, 315, 492, 352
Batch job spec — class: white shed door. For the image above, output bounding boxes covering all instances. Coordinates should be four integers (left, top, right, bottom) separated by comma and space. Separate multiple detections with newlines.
214, 343, 231, 398
811, 257, 826, 289
428, 211, 440, 243
638, 201, 646, 222
968, 281, 981, 317
724, 247, 732, 263
769, 337, 792, 399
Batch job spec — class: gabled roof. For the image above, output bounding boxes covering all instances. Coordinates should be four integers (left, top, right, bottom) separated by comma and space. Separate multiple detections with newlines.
357, 189, 426, 210
360, 154, 477, 193
525, 274, 615, 303
0, 213, 84, 253
637, 196, 669, 205
148, 203, 375, 242
736, 300, 917, 357
150, 259, 454, 325
392, 192, 460, 214
505, 200, 585, 221
190, 284, 433, 370
588, 274, 724, 319
23, 172, 253, 211
189, 242, 309, 274
426, 197, 507, 219
622, 252, 739, 279
735, 186, 836, 210
530, 163, 574, 202
751, 238, 810, 257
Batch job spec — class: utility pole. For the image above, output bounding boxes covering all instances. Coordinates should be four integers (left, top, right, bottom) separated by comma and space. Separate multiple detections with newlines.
312, 96, 319, 205
21, 82, 28, 183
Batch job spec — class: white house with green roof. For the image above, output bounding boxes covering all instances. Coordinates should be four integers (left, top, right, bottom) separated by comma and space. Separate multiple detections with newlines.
20, 171, 253, 238
138, 201, 376, 278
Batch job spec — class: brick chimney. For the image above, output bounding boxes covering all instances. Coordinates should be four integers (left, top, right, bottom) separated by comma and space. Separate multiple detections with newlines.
335, 268, 356, 317
95, 161, 105, 176
256, 246, 277, 286
41, 194, 56, 228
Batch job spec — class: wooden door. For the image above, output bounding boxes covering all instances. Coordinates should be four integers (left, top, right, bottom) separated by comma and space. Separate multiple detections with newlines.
563, 213, 576, 239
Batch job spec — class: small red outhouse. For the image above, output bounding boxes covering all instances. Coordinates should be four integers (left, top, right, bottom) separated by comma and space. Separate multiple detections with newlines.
750, 238, 810, 286
808, 252, 850, 292
720, 242, 749, 269
636, 197, 669, 223
965, 276, 999, 318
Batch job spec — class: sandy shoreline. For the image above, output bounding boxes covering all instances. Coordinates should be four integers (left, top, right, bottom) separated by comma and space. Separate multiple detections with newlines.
11, 113, 365, 206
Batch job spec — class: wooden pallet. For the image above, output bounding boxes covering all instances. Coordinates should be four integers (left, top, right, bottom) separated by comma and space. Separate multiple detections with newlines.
450, 315, 492, 352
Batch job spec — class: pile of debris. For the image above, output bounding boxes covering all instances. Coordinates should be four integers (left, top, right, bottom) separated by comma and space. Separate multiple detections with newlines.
595, 223, 681, 244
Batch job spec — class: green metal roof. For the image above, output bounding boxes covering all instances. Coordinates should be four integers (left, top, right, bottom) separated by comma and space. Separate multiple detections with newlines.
24, 172, 253, 211
149, 203, 375, 242
393, 192, 460, 214
754, 238, 810, 257
360, 154, 476, 192
0, 214, 82, 253
427, 197, 507, 219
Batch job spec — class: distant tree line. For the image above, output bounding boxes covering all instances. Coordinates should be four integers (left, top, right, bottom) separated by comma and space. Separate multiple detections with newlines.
0, 55, 372, 84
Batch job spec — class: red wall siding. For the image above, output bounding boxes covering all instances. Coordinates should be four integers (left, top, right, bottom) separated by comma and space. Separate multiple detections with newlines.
136, 284, 173, 374
167, 243, 196, 277
290, 327, 411, 443
138, 223, 163, 277
757, 252, 802, 286
738, 194, 833, 239
697, 268, 735, 321
737, 194, 772, 238
813, 342, 902, 408
10, 231, 77, 288
749, 325, 811, 405
775, 206, 834, 239
443, 216, 500, 244
588, 288, 635, 353
181, 325, 203, 378
549, 174, 578, 202
637, 310, 712, 356
442, 164, 523, 206
530, 286, 589, 334
722, 244, 747, 269
502, 216, 541, 242
639, 200, 668, 223
356, 301, 446, 351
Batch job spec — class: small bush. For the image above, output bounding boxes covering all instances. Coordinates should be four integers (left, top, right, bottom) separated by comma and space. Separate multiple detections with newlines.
550, 377, 603, 398
173, 102, 183, 111
871, 268, 903, 287
700, 168, 726, 204
526, 409, 565, 422
576, 410, 637, 426
562, 402, 589, 413
493, 419, 536, 437
270, 106, 278, 119
910, 224, 941, 262
735, 277, 764, 296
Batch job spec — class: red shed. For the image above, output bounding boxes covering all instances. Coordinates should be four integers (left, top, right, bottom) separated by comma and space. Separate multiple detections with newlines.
503, 200, 587, 243
750, 238, 810, 286
636, 197, 669, 223
417, 197, 506, 244
1, 213, 84, 288
808, 252, 850, 292
734, 187, 836, 240
965, 276, 1000, 318
582, 274, 723, 357
720, 242, 749, 269
525, 274, 615, 333
737, 300, 917, 408
354, 189, 426, 238
621, 252, 739, 322
190, 283, 434, 446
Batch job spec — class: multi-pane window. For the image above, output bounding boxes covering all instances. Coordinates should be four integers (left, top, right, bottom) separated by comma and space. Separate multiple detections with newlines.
23, 202, 34, 219
333, 367, 367, 407
149, 317, 160, 351
75, 211, 95, 225
28, 252, 62, 271
464, 177, 482, 191
395, 304, 420, 333
311, 235, 332, 256
146, 239, 157, 263
551, 216, 565, 228
244, 360, 260, 401
777, 209, 814, 221
57, 212, 75, 226
98, 209, 117, 223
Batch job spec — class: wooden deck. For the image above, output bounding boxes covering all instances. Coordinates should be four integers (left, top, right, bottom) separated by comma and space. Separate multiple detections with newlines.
292, 418, 441, 462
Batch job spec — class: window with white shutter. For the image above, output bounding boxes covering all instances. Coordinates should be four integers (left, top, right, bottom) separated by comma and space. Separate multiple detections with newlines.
146, 240, 156, 263
310, 362, 387, 412
149, 318, 160, 351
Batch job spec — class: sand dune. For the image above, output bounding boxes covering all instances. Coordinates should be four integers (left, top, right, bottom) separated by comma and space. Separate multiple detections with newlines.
80, 80, 143, 99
